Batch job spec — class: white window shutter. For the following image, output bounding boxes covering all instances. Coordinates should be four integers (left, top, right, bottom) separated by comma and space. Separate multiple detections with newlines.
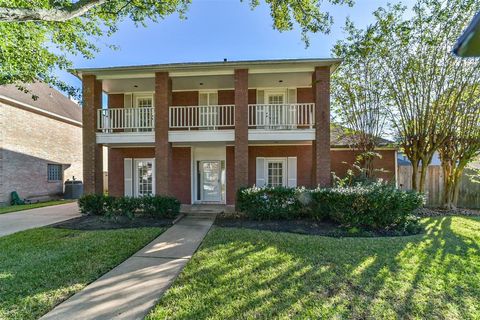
287, 157, 297, 187
256, 157, 266, 187
124, 93, 133, 108
256, 90, 265, 104
287, 88, 297, 103
124, 158, 133, 196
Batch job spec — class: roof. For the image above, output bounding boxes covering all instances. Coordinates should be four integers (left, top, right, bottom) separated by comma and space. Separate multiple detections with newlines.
0, 82, 82, 124
453, 11, 480, 57
330, 125, 394, 148
73, 58, 343, 79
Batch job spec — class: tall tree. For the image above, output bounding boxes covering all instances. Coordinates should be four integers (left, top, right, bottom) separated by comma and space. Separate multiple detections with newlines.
0, 0, 353, 96
332, 19, 389, 179
438, 85, 480, 209
372, 0, 480, 192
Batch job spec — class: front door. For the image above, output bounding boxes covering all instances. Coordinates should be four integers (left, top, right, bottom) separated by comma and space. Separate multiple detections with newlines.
200, 160, 221, 202
134, 159, 155, 197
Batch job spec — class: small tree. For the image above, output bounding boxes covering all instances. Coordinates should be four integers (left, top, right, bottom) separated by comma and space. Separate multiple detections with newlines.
372, 0, 480, 192
438, 86, 480, 209
332, 20, 388, 178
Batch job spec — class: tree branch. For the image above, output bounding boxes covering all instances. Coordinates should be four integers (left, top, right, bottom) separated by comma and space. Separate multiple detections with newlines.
0, 0, 108, 22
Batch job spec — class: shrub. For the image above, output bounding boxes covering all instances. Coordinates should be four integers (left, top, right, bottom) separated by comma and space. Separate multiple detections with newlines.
236, 183, 424, 231
78, 194, 180, 219
310, 183, 425, 230
78, 194, 107, 215
141, 195, 180, 218
236, 186, 304, 220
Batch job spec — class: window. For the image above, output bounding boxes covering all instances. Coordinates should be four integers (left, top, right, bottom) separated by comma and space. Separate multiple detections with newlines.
199, 91, 219, 129
266, 160, 285, 187
267, 94, 285, 104
136, 97, 153, 108
47, 164, 63, 181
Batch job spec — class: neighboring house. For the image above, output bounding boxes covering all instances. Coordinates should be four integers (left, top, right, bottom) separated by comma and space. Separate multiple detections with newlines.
0, 83, 83, 206
397, 151, 442, 166
74, 58, 397, 206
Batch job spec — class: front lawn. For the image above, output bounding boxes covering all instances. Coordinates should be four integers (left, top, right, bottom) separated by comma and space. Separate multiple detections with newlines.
0, 227, 164, 320
148, 216, 480, 319
0, 200, 74, 215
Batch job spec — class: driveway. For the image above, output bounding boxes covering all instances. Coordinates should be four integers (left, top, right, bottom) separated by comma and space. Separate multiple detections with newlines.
0, 202, 81, 237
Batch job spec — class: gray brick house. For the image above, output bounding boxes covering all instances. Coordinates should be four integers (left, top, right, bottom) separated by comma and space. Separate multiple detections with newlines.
0, 82, 83, 206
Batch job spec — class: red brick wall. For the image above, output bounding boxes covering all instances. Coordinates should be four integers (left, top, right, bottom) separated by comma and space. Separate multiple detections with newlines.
82, 75, 103, 194
312, 67, 331, 186
172, 91, 198, 106
226, 146, 235, 205
108, 147, 191, 203
108, 148, 155, 197
234, 69, 249, 191
155, 72, 172, 195
331, 149, 396, 182
218, 89, 256, 104
297, 87, 313, 103
170, 147, 191, 204
248, 145, 313, 187
108, 94, 124, 108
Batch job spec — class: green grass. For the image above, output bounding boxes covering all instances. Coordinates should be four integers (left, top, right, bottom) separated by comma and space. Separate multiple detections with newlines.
0, 200, 74, 214
148, 216, 480, 320
0, 227, 164, 320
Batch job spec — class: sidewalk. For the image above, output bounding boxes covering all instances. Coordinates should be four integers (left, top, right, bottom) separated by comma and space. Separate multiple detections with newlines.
0, 202, 80, 237
40, 213, 216, 320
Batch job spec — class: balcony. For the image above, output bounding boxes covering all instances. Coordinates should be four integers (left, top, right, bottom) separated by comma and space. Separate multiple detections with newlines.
96, 103, 315, 144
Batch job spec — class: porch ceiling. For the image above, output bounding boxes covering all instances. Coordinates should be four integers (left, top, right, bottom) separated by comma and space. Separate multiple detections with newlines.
102, 72, 313, 93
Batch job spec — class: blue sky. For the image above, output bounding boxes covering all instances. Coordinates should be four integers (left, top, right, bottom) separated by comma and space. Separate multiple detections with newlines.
62, 0, 415, 90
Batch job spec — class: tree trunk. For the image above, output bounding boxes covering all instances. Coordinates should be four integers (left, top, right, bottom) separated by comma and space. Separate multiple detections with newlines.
411, 160, 419, 191
418, 164, 428, 193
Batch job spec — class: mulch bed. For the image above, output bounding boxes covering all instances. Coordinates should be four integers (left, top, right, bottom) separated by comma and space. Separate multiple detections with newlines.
51, 215, 175, 230
416, 207, 480, 217
215, 214, 421, 238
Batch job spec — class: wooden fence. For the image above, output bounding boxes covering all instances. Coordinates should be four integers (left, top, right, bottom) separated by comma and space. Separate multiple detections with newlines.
398, 165, 480, 208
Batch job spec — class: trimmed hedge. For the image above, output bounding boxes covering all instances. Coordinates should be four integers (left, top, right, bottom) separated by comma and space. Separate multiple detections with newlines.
237, 186, 304, 220
78, 194, 180, 219
237, 183, 425, 231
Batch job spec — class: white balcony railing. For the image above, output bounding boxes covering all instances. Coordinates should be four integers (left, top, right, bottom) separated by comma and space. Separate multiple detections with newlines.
98, 107, 154, 132
248, 103, 315, 129
97, 103, 315, 133
169, 105, 235, 130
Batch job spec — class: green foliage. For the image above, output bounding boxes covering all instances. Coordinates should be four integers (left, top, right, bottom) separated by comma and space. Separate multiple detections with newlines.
0, 0, 353, 95
237, 184, 425, 231
141, 195, 180, 218
310, 184, 425, 230
78, 194, 180, 218
78, 193, 106, 215
237, 186, 305, 220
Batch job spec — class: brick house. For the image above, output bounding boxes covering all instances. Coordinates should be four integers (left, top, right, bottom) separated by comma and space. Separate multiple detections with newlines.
75, 59, 397, 206
0, 83, 83, 206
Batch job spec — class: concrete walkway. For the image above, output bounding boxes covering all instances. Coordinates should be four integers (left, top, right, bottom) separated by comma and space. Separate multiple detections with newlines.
41, 212, 216, 320
0, 202, 80, 237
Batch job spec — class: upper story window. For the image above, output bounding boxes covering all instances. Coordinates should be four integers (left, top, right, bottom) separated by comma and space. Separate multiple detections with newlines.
47, 164, 63, 181
267, 93, 285, 105
199, 92, 218, 105
136, 96, 153, 108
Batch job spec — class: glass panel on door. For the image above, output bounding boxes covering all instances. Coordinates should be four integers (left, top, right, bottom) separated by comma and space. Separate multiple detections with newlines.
201, 161, 221, 201
135, 159, 154, 197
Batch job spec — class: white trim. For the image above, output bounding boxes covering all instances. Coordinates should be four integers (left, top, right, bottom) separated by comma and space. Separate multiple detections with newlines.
96, 132, 154, 144
248, 129, 315, 141
330, 147, 398, 151
0, 95, 82, 127
191, 146, 226, 204
169, 130, 234, 143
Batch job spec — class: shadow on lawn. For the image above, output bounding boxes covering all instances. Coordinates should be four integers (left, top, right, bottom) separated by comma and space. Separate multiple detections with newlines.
153, 216, 480, 319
